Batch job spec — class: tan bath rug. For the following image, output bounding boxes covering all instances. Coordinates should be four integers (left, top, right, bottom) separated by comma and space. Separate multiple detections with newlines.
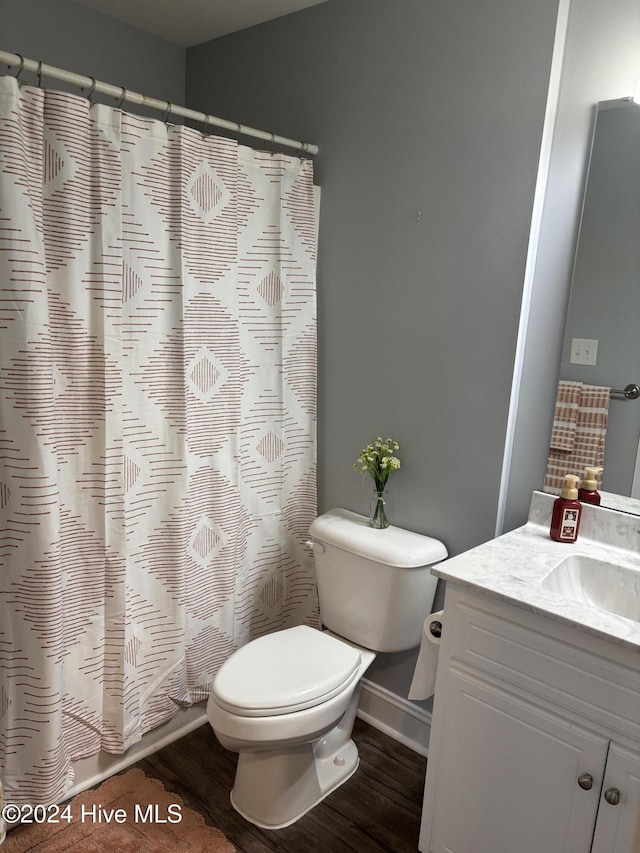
3, 767, 235, 852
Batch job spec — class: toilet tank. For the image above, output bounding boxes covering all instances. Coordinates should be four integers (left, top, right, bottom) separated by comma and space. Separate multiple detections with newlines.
309, 508, 448, 653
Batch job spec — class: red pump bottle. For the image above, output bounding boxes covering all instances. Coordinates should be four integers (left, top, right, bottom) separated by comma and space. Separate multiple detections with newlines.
578, 466, 603, 505
550, 474, 582, 543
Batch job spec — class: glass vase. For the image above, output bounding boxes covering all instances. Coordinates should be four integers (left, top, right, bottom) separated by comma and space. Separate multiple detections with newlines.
369, 489, 390, 529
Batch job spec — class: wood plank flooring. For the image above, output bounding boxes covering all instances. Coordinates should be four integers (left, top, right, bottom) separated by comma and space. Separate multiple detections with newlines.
137, 717, 427, 853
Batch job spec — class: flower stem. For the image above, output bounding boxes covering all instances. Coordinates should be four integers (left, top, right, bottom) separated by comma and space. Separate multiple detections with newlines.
370, 490, 389, 529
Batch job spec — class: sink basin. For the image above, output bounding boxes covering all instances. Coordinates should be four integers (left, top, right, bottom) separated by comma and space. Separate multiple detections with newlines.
541, 554, 640, 622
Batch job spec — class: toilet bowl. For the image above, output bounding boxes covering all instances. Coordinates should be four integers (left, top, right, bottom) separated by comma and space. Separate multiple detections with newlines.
207, 508, 447, 829
207, 626, 375, 828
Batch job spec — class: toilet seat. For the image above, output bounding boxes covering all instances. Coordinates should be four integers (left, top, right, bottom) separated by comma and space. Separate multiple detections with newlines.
212, 625, 362, 717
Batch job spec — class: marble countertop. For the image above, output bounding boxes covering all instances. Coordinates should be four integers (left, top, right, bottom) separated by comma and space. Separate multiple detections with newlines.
433, 491, 640, 651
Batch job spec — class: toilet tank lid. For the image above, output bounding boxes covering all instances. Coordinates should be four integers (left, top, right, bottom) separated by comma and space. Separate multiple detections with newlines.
310, 508, 447, 568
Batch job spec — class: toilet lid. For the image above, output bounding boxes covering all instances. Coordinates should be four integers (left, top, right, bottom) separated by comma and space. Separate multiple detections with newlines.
212, 626, 362, 717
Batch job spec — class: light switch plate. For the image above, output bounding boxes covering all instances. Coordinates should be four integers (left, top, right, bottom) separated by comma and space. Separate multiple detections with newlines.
570, 338, 598, 365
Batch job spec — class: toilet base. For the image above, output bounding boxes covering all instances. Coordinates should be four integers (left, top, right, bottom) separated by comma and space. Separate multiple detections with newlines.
230, 736, 359, 829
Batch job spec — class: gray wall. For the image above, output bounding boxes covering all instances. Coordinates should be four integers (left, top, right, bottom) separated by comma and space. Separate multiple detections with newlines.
7, 0, 637, 704
501, 0, 640, 533
187, 0, 558, 556
1, 0, 184, 109
186, 0, 559, 698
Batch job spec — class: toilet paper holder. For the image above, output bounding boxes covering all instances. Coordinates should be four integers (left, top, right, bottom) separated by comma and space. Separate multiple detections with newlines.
429, 619, 442, 639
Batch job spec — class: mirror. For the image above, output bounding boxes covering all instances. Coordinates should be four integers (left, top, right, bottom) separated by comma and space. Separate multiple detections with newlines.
546, 97, 640, 514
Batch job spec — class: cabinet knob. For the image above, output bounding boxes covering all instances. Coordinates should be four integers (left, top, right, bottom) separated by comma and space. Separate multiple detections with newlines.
604, 788, 620, 806
577, 773, 593, 790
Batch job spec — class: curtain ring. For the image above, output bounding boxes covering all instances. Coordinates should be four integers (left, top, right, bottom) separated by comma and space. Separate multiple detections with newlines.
163, 101, 172, 124
116, 86, 127, 109
82, 77, 96, 102
199, 113, 211, 135
10, 54, 24, 79
36, 60, 43, 88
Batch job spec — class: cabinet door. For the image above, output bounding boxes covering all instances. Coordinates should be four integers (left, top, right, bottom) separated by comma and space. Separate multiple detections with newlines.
429, 667, 608, 853
591, 743, 640, 853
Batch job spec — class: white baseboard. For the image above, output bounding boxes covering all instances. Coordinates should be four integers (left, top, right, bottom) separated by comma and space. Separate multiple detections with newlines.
63, 681, 429, 804
65, 704, 208, 801
356, 678, 431, 757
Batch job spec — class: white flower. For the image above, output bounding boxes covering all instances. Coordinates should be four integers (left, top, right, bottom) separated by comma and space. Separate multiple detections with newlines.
353, 436, 401, 491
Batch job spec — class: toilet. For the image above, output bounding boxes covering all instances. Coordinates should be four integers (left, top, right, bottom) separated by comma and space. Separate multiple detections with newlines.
206, 507, 447, 829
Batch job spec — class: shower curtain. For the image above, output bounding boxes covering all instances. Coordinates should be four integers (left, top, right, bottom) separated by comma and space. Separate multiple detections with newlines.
0, 75, 318, 805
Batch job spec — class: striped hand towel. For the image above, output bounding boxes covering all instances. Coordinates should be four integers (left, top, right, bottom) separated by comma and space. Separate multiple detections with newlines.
543, 383, 610, 494
549, 380, 582, 451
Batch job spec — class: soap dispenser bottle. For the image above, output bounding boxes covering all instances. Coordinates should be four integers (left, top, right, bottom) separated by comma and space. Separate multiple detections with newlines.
550, 474, 582, 543
578, 466, 603, 505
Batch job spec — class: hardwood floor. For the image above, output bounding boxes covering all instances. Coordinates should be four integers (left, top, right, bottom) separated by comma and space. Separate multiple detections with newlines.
137, 717, 427, 853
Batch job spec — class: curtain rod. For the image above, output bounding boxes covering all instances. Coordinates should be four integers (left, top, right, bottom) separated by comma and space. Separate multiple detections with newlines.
0, 49, 318, 156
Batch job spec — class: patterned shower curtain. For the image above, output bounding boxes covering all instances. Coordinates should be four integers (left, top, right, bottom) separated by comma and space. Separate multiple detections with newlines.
0, 75, 318, 805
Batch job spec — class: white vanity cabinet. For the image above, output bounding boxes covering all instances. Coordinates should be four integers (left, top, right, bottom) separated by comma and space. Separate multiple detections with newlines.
591, 744, 640, 853
419, 586, 640, 853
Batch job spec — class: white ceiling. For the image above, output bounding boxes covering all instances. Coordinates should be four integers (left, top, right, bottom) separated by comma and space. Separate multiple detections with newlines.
71, 0, 331, 48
